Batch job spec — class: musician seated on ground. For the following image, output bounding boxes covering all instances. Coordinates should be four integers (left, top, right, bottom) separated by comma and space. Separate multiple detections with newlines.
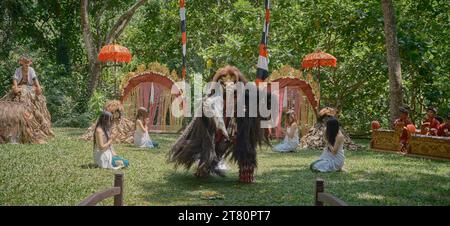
435, 115, 444, 124
437, 115, 450, 137
12, 55, 42, 96
394, 107, 414, 152
421, 107, 440, 136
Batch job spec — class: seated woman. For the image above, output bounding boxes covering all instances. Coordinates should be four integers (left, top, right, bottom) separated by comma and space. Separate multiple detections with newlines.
93, 111, 129, 169
421, 107, 440, 136
437, 115, 450, 137
273, 110, 299, 153
134, 107, 158, 149
310, 117, 345, 172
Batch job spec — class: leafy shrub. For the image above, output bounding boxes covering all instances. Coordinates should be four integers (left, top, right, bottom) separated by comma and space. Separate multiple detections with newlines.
87, 90, 107, 121
50, 95, 91, 128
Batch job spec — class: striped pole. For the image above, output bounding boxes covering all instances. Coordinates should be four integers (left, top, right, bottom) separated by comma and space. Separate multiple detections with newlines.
256, 0, 270, 83
180, 0, 187, 79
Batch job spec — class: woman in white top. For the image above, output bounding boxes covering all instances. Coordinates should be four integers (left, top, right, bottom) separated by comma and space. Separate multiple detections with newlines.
93, 111, 129, 169
273, 110, 299, 153
134, 107, 158, 148
310, 117, 345, 172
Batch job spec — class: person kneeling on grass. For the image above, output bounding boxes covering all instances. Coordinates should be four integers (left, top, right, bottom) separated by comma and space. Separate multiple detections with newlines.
310, 117, 345, 172
93, 111, 129, 169
273, 110, 299, 153
134, 107, 159, 149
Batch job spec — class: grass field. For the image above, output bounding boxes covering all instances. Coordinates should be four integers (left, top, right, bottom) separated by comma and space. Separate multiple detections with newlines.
0, 128, 449, 206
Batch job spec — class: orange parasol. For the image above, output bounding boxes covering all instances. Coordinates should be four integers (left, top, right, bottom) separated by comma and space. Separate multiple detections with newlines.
98, 44, 132, 63
98, 44, 132, 97
301, 50, 337, 107
301, 51, 337, 69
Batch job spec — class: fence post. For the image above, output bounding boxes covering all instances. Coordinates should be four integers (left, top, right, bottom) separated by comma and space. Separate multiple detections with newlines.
114, 173, 124, 206
315, 178, 324, 206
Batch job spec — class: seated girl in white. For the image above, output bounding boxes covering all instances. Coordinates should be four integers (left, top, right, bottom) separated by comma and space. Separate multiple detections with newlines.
134, 107, 158, 148
273, 110, 299, 153
93, 111, 129, 169
310, 117, 345, 172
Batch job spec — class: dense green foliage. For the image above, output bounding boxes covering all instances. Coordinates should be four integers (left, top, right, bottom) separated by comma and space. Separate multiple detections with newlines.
1, 0, 449, 132
0, 128, 449, 205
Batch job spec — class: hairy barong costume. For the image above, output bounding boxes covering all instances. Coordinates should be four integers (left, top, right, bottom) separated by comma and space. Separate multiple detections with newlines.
168, 66, 273, 183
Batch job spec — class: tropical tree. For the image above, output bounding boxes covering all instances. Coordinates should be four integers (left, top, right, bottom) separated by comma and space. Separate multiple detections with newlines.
381, 0, 404, 126
80, 0, 147, 99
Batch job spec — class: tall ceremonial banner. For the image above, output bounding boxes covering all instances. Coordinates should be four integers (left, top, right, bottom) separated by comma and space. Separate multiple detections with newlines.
180, 0, 187, 79
256, 0, 270, 82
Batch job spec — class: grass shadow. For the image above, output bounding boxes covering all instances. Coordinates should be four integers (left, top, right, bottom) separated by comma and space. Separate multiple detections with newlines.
80, 163, 98, 169
140, 157, 450, 206
140, 166, 323, 206
59, 127, 87, 137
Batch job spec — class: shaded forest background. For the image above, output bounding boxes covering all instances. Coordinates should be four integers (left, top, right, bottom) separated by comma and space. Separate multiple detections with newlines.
1, 0, 448, 135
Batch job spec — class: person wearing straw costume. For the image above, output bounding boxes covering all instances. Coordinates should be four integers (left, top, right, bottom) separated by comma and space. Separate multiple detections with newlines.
0, 55, 54, 144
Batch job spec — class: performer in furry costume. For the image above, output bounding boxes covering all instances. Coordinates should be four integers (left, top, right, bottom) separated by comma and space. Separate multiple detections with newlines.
168, 66, 272, 183
0, 56, 54, 144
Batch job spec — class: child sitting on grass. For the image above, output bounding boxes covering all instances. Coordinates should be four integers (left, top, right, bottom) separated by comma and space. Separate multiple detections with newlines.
134, 107, 158, 149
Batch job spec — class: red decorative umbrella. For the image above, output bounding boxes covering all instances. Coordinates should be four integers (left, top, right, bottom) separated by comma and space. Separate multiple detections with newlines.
98, 44, 132, 63
98, 44, 132, 97
301, 51, 337, 69
301, 50, 337, 107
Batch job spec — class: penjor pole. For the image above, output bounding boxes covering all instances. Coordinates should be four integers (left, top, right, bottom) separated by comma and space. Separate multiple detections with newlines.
180, 0, 187, 80
255, 0, 270, 83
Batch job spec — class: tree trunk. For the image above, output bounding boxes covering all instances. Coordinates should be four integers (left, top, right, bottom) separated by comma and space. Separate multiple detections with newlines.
88, 62, 102, 98
381, 0, 404, 127
81, 0, 100, 99
81, 0, 147, 100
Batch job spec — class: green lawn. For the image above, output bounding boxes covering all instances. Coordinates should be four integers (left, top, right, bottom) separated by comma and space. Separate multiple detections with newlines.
0, 128, 449, 206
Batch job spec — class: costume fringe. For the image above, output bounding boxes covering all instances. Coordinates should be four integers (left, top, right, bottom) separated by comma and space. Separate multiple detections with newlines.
299, 108, 360, 150
0, 86, 54, 144
81, 100, 135, 144
168, 89, 272, 178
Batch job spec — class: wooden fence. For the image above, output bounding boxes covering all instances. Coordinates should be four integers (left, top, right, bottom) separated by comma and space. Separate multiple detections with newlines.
78, 173, 124, 206
314, 178, 348, 206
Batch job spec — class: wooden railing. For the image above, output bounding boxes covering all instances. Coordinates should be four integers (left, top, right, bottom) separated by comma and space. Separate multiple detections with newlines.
78, 173, 124, 206
314, 179, 348, 206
